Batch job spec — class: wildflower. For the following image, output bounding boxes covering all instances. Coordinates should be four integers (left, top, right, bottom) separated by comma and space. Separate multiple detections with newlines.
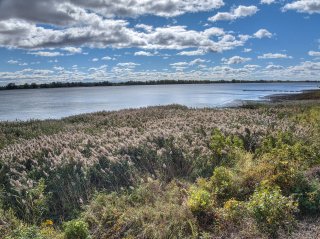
42, 219, 54, 227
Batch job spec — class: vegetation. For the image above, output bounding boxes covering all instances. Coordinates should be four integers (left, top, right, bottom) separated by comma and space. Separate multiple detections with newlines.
0, 101, 319, 238
1, 79, 318, 91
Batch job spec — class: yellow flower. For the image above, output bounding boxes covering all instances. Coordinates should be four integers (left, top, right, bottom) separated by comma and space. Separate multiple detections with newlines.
42, 219, 54, 227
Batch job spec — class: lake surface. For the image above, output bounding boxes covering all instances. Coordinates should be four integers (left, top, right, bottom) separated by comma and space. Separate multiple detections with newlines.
0, 82, 319, 121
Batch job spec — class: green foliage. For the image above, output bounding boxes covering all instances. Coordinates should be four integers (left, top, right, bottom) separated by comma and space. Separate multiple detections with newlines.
63, 219, 90, 239
220, 199, 248, 226
210, 128, 244, 166
210, 167, 239, 204
294, 180, 320, 214
83, 180, 198, 239
4, 226, 45, 239
10, 178, 49, 224
187, 186, 211, 214
247, 185, 298, 237
1, 104, 320, 238
0, 207, 21, 237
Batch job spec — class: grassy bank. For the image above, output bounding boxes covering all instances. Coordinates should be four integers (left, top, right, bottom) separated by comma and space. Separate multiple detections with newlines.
268, 89, 320, 102
0, 100, 320, 238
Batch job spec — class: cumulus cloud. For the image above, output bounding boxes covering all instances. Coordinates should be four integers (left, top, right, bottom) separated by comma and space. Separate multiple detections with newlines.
117, 62, 140, 67
265, 64, 284, 70
253, 29, 273, 38
62, 47, 82, 54
308, 51, 320, 56
189, 58, 207, 65
102, 56, 115, 61
7, 60, 19, 64
177, 49, 206, 56
208, 5, 259, 22
0, 0, 225, 24
261, 0, 276, 4
222, 56, 251, 64
29, 51, 64, 57
170, 62, 188, 66
258, 53, 292, 59
283, 0, 320, 14
0, 15, 251, 54
2, 60, 320, 85
243, 48, 252, 52
134, 51, 154, 56
0, 1, 268, 56
170, 58, 208, 70
135, 24, 154, 32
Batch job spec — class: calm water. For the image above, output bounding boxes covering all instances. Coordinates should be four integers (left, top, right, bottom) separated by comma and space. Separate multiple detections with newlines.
0, 83, 319, 121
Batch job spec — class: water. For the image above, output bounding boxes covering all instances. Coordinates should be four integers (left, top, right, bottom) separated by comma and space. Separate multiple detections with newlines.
0, 82, 318, 121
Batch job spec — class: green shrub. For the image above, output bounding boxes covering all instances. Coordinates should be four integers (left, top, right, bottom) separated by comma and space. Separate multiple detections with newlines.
5, 226, 45, 239
222, 199, 248, 224
210, 167, 239, 204
294, 180, 320, 214
83, 181, 198, 239
247, 185, 298, 238
63, 219, 90, 239
14, 178, 49, 224
0, 208, 21, 237
210, 128, 244, 166
187, 186, 211, 214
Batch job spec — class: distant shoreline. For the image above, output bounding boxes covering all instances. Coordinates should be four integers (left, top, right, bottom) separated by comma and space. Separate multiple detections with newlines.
267, 89, 320, 102
1, 80, 319, 91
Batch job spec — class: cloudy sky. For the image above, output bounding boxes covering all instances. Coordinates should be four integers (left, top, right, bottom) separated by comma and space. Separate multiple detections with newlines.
0, 0, 319, 85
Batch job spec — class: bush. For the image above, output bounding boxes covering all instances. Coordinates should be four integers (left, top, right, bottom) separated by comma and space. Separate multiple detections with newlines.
187, 186, 211, 214
247, 185, 298, 238
294, 180, 320, 214
222, 199, 247, 224
210, 128, 244, 167
210, 167, 239, 205
83, 180, 198, 239
63, 219, 90, 239
5, 226, 45, 239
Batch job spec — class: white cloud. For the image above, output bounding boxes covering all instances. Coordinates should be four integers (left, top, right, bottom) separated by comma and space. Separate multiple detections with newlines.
222, 56, 251, 64
53, 66, 64, 71
170, 62, 189, 67
61, 47, 82, 54
0, 0, 225, 23
283, 0, 320, 14
261, 0, 276, 4
117, 62, 140, 67
0, 18, 251, 54
244, 64, 261, 69
170, 58, 208, 70
308, 51, 320, 56
189, 58, 207, 65
7, 60, 19, 64
101, 56, 115, 61
135, 24, 154, 32
134, 51, 154, 56
208, 5, 259, 22
243, 48, 252, 52
253, 29, 273, 39
92, 58, 99, 62
177, 49, 206, 56
266, 64, 284, 70
2, 60, 320, 85
258, 53, 292, 59
29, 51, 64, 57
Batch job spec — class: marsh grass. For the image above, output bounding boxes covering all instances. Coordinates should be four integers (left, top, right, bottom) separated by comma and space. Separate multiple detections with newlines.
0, 103, 319, 238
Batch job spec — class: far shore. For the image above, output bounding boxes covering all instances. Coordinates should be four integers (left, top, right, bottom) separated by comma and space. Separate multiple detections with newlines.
0, 79, 319, 91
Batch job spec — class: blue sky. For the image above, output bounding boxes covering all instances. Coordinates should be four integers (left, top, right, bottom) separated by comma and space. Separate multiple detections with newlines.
0, 0, 319, 85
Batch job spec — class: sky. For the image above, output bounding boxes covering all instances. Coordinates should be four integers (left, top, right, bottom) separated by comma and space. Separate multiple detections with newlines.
0, 0, 319, 85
